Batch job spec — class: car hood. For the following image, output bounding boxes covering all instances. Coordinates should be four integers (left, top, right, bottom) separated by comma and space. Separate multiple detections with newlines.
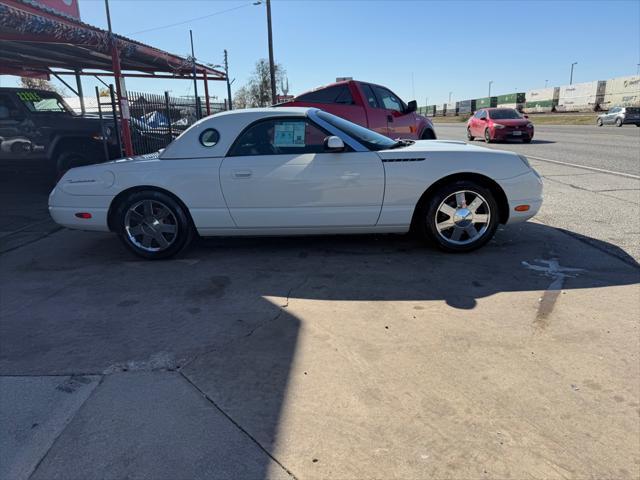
377, 139, 491, 157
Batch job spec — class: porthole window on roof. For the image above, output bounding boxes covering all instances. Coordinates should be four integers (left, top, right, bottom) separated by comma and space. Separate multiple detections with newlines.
199, 128, 220, 147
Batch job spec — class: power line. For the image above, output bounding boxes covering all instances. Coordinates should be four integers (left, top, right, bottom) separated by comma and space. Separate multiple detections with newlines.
129, 3, 252, 35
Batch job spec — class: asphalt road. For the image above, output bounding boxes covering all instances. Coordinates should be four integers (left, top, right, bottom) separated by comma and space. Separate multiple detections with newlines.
434, 123, 640, 176
434, 123, 640, 264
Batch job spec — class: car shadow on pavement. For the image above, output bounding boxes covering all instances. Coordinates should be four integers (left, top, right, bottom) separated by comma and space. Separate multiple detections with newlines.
1, 221, 638, 479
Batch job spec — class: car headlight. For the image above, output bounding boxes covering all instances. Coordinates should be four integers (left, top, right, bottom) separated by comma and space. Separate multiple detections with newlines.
493, 124, 505, 129
526, 123, 533, 128
518, 154, 531, 168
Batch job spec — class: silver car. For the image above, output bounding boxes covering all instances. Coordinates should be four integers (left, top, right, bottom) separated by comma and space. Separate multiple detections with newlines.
597, 106, 640, 127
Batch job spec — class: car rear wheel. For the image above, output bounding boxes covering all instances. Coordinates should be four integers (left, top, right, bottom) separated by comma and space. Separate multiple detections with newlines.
484, 128, 492, 143
615, 118, 623, 127
115, 190, 193, 259
417, 180, 499, 253
466, 127, 475, 141
56, 150, 92, 179
596, 118, 603, 127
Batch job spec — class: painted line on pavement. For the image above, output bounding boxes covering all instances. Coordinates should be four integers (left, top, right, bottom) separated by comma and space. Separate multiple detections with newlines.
527, 155, 640, 180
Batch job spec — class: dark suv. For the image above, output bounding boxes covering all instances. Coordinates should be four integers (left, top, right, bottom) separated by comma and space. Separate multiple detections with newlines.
597, 106, 640, 127
0, 88, 121, 176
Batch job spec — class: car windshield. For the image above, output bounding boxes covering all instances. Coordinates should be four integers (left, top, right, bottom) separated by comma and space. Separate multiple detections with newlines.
489, 108, 522, 120
626, 107, 640, 114
315, 110, 398, 151
15, 90, 72, 114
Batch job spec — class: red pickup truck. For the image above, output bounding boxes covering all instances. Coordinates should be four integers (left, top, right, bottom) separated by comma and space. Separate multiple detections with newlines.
280, 80, 436, 140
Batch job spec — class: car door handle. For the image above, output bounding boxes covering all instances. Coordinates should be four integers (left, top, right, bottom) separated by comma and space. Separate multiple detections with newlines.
232, 170, 252, 178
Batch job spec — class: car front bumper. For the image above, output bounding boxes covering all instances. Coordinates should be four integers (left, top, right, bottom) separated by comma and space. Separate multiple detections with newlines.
499, 169, 543, 224
492, 127, 534, 140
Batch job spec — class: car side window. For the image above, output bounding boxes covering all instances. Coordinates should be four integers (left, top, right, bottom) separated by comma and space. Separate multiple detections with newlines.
372, 86, 404, 113
360, 84, 379, 108
0, 94, 21, 121
296, 85, 353, 105
477, 110, 486, 120
228, 118, 331, 156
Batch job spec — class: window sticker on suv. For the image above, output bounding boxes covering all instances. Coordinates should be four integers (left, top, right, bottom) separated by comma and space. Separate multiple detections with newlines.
274, 121, 306, 147
17, 91, 42, 103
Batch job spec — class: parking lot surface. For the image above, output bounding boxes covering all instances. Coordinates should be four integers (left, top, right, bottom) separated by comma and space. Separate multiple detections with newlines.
1, 126, 639, 479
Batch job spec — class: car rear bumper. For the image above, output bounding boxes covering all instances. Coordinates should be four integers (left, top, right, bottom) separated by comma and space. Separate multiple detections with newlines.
49, 186, 112, 232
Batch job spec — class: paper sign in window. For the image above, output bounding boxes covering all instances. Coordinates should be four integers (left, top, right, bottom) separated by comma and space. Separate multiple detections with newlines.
274, 122, 306, 147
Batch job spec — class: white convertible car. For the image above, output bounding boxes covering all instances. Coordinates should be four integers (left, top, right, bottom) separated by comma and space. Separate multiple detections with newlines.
49, 107, 542, 259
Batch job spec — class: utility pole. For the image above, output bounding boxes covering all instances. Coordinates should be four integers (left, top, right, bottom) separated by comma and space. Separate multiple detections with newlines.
570, 62, 578, 85
545, 79, 548, 88
448, 91, 452, 103
224, 49, 232, 110
190, 30, 201, 119
488, 80, 493, 97
266, 0, 277, 104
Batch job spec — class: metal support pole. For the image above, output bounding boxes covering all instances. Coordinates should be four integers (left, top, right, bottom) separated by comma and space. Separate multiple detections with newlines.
203, 70, 211, 116
108, 84, 123, 157
570, 62, 577, 85
95, 86, 109, 161
224, 49, 232, 110
189, 30, 200, 120
488, 81, 493, 97
266, 0, 277, 104
75, 71, 85, 115
164, 91, 173, 139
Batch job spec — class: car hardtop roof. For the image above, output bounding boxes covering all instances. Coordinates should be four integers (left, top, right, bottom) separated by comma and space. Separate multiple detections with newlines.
0, 87, 63, 95
211, 106, 315, 118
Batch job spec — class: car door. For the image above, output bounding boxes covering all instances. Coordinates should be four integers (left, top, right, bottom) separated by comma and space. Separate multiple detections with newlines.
219, 116, 385, 228
605, 107, 618, 124
358, 83, 390, 137
471, 110, 486, 135
372, 85, 415, 138
0, 93, 31, 160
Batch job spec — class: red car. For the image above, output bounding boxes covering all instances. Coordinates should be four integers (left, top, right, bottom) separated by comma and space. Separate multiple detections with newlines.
467, 108, 534, 143
281, 80, 436, 140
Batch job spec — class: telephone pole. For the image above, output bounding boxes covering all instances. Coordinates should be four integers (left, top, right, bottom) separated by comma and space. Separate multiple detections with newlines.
224, 49, 232, 110
266, 0, 277, 104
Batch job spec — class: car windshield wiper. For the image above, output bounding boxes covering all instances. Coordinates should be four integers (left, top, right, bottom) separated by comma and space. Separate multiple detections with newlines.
388, 139, 415, 149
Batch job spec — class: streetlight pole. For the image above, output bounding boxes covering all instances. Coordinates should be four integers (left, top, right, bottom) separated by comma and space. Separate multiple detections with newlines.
448, 91, 452, 103
570, 62, 578, 85
545, 79, 548, 88
488, 80, 493, 97
266, 0, 277, 104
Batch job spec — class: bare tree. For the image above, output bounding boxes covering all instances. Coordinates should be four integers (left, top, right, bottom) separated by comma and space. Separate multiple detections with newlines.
20, 77, 60, 93
233, 59, 287, 108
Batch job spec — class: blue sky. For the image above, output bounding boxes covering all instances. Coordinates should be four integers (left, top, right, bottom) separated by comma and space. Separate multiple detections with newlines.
2, 0, 639, 105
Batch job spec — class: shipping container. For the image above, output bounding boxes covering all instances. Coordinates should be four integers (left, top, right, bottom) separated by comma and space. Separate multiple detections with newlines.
457, 99, 476, 115
496, 93, 526, 105
601, 75, 640, 110
435, 104, 445, 116
425, 105, 436, 117
475, 96, 497, 109
556, 80, 606, 112
524, 87, 560, 113
445, 102, 457, 116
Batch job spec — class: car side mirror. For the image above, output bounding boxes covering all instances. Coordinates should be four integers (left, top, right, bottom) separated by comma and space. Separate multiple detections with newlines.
524, 114, 529, 119
324, 135, 345, 152
406, 100, 417, 113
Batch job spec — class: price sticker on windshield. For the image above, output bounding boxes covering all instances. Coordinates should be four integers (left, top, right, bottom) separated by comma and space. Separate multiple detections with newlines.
17, 91, 43, 103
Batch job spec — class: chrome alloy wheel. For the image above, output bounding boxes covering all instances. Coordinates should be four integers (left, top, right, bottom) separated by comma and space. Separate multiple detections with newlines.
434, 190, 491, 246
124, 200, 178, 252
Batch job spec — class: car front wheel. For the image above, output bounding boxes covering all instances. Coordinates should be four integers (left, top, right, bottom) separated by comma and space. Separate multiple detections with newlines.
115, 190, 193, 259
418, 181, 499, 253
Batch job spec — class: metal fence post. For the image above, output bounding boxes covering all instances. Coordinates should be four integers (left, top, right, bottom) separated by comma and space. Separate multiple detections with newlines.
108, 84, 123, 157
95, 86, 110, 161
164, 91, 173, 139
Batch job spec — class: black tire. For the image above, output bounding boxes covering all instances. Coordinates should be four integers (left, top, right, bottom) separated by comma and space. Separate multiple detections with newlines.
114, 190, 193, 260
522, 136, 532, 144
615, 118, 623, 127
596, 118, 603, 127
484, 128, 492, 143
466, 127, 475, 141
55, 150, 93, 179
421, 129, 436, 140
416, 180, 499, 253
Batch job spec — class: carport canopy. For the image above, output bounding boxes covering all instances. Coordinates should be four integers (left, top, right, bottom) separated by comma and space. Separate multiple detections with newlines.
0, 0, 227, 155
